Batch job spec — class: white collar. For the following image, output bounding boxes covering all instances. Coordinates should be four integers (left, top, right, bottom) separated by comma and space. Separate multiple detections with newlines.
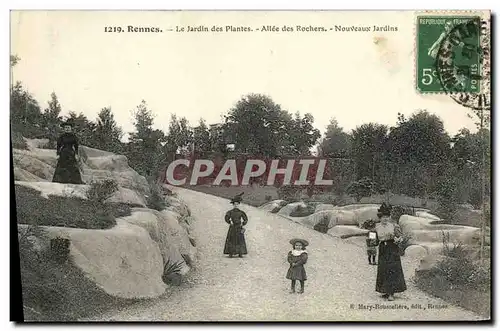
291, 249, 307, 256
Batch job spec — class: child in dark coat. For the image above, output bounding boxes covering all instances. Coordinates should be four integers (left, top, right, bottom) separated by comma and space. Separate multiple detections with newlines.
286, 238, 309, 294
365, 219, 379, 265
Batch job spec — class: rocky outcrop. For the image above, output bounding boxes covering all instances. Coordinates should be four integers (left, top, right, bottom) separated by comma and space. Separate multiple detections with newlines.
19, 222, 166, 299
14, 138, 197, 299
14, 139, 150, 195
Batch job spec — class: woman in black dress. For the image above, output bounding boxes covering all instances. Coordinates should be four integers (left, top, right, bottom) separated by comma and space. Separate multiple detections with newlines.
52, 121, 83, 184
223, 195, 248, 258
374, 207, 407, 301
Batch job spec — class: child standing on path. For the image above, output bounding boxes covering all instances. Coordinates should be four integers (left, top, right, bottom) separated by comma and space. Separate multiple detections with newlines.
365, 220, 379, 265
286, 238, 309, 294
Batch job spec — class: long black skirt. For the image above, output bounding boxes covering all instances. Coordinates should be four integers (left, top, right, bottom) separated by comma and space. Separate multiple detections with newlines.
52, 152, 83, 184
376, 240, 407, 294
223, 225, 247, 255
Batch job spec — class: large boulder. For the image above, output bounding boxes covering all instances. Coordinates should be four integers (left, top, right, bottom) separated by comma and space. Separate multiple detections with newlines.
415, 211, 441, 221
315, 203, 335, 212
120, 210, 191, 276
13, 149, 55, 180
352, 206, 380, 226
337, 204, 381, 211
299, 209, 357, 229
404, 245, 428, 259
14, 167, 47, 182
165, 195, 191, 217
259, 200, 287, 213
14, 139, 150, 196
20, 221, 167, 299
328, 225, 368, 237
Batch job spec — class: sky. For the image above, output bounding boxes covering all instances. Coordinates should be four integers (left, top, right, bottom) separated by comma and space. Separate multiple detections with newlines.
10, 11, 481, 143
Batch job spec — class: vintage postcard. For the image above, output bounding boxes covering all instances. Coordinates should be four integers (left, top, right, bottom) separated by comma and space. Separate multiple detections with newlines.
10, 10, 491, 322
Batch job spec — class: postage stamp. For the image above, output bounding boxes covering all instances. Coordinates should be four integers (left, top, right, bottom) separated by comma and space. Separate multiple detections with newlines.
416, 15, 482, 94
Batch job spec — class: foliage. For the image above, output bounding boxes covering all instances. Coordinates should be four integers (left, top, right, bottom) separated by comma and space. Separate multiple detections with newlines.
397, 231, 413, 256
351, 123, 388, 181
126, 100, 166, 177
224, 94, 320, 157
15, 184, 133, 229
390, 205, 414, 223
92, 107, 124, 153
162, 259, 185, 286
277, 185, 302, 201
86, 179, 119, 204
346, 177, 384, 202
165, 114, 194, 157
41, 92, 64, 149
318, 118, 351, 158
11, 130, 28, 150
435, 174, 459, 223
289, 204, 315, 217
192, 118, 211, 155
10, 82, 46, 139
313, 214, 333, 233
146, 179, 167, 211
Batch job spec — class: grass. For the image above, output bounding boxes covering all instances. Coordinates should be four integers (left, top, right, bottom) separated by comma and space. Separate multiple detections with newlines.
18, 225, 144, 321
415, 268, 490, 319
414, 232, 491, 319
15, 184, 136, 229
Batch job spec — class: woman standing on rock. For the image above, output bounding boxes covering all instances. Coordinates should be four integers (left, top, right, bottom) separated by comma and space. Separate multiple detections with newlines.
223, 194, 248, 258
52, 120, 84, 185
374, 207, 407, 301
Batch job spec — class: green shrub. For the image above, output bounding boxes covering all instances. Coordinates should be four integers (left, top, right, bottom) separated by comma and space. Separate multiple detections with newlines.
86, 179, 119, 204
15, 184, 130, 229
313, 214, 332, 234
162, 259, 185, 286
146, 180, 166, 211
11, 130, 28, 150
397, 231, 413, 256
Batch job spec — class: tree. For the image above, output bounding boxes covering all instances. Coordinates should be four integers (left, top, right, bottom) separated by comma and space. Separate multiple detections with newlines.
351, 123, 388, 183
93, 107, 124, 153
192, 118, 211, 155
224, 94, 288, 157
66, 111, 96, 147
287, 112, 321, 156
10, 82, 44, 137
385, 110, 451, 197
465, 104, 491, 263
165, 114, 193, 158
318, 118, 351, 158
127, 100, 166, 177
346, 177, 383, 202
224, 94, 320, 157
41, 92, 63, 148
10, 54, 20, 67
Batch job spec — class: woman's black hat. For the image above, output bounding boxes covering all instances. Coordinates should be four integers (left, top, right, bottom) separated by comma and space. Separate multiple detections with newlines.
230, 195, 243, 204
377, 203, 392, 217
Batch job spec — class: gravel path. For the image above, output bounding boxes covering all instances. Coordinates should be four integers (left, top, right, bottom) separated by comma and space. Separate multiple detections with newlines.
91, 188, 483, 321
